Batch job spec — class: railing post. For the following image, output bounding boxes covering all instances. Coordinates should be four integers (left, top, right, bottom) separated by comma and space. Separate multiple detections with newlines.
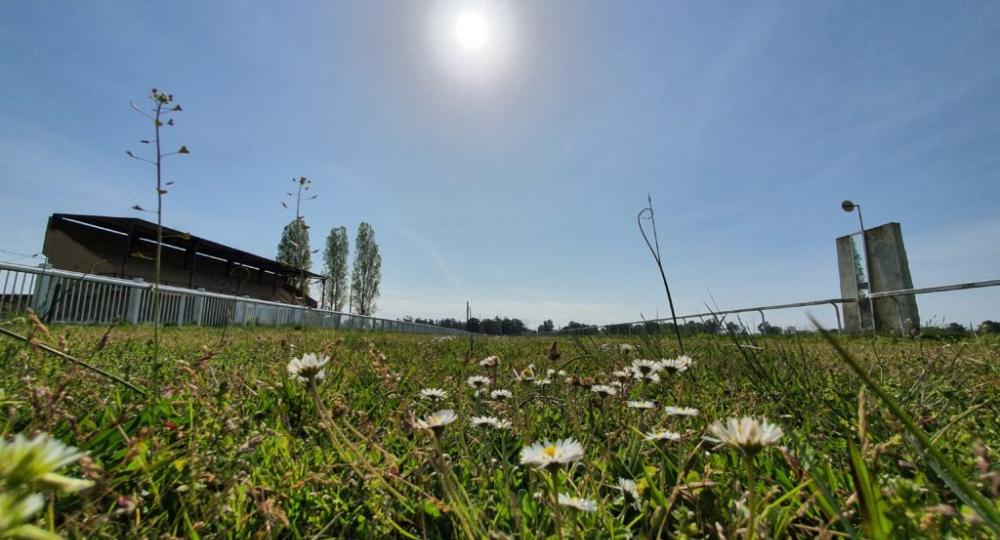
242, 295, 252, 326
31, 263, 55, 318
127, 278, 144, 324
176, 296, 187, 327
193, 288, 206, 326
829, 301, 842, 334
233, 296, 244, 325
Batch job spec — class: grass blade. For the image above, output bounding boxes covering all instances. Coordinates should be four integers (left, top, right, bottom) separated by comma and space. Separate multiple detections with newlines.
811, 316, 1000, 533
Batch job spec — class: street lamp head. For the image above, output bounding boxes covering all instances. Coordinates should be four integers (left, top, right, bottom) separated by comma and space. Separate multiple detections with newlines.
841, 200, 857, 213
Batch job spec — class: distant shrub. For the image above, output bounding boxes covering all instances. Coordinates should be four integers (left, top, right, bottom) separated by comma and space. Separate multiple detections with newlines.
978, 320, 1000, 334
920, 322, 971, 339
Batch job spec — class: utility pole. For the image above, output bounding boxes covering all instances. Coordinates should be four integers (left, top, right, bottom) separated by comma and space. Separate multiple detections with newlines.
320, 277, 327, 310
841, 200, 877, 332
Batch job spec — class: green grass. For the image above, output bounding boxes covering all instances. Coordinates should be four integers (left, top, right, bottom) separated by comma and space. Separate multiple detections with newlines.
1, 322, 998, 538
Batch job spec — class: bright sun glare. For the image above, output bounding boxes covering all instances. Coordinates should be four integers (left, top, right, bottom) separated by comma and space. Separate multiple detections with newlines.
455, 11, 489, 51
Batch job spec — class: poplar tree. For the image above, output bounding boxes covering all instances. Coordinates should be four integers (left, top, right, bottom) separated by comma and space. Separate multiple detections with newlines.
277, 176, 316, 304
351, 222, 381, 316
276, 218, 311, 293
323, 226, 350, 311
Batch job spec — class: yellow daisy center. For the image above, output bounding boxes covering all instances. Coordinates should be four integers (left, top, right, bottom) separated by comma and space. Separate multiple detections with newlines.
543, 446, 557, 458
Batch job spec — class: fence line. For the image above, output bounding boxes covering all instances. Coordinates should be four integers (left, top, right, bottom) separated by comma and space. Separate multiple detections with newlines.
543, 278, 1000, 335
0, 260, 467, 335
5, 259, 994, 337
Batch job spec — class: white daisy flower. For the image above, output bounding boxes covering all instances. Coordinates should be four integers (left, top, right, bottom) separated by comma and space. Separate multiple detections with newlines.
611, 369, 631, 380
479, 355, 500, 368
415, 409, 457, 432
658, 355, 693, 374
490, 389, 513, 400
708, 417, 783, 454
513, 364, 536, 383
664, 406, 700, 417
627, 400, 656, 409
1, 492, 44, 526
619, 344, 637, 353
470, 416, 512, 430
643, 429, 682, 442
419, 388, 449, 401
630, 359, 663, 376
467, 375, 491, 389
546, 368, 556, 376
534, 378, 553, 386
630, 366, 661, 383
520, 438, 584, 469
0, 433, 94, 492
286, 353, 329, 383
628, 360, 661, 383
616, 478, 640, 502
591, 384, 618, 397
557, 493, 598, 512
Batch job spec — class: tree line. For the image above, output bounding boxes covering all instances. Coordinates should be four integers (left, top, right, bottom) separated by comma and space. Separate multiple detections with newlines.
401, 316, 530, 335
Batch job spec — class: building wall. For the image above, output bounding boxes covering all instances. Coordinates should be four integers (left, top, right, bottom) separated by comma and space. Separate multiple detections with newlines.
42, 219, 302, 303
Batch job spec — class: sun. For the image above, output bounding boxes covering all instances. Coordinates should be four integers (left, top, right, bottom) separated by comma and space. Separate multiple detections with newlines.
429, 4, 515, 88
455, 11, 489, 51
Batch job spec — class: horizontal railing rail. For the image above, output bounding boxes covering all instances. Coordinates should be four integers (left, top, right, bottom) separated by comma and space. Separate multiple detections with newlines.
543, 278, 1000, 335
867, 279, 1000, 299
0, 260, 468, 335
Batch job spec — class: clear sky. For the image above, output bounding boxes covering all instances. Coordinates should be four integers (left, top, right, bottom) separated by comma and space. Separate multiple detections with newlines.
2, 1, 999, 329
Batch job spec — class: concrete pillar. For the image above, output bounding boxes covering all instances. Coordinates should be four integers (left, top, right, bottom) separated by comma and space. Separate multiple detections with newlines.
866, 223, 919, 335
836, 234, 868, 334
837, 222, 919, 335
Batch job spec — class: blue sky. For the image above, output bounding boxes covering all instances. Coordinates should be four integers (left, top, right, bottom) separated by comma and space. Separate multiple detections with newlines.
1, 1, 999, 328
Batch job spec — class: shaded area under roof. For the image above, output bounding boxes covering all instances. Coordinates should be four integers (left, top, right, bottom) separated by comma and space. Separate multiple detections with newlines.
48, 213, 322, 279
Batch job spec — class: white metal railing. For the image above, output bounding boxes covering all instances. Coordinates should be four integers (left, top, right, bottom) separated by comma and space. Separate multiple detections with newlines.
0, 261, 468, 335
543, 278, 1000, 335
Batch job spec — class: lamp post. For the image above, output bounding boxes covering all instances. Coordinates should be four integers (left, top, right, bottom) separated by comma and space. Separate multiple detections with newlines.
841, 200, 876, 331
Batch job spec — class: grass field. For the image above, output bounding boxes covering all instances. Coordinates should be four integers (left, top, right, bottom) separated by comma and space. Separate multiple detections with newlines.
1, 321, 998, 539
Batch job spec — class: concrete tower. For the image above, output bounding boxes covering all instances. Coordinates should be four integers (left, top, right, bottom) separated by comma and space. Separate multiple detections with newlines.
836, 222, 919, 334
